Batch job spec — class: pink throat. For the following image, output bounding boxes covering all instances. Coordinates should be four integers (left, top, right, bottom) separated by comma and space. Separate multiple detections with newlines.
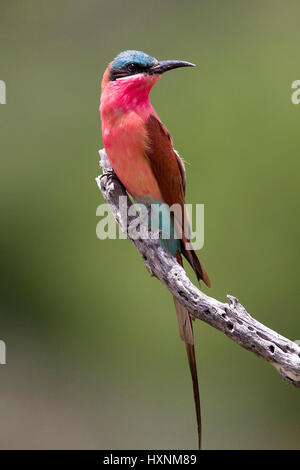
100, 73, 161, 116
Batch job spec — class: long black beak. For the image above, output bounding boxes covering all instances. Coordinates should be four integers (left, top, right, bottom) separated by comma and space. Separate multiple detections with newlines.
149, 60, 195, 74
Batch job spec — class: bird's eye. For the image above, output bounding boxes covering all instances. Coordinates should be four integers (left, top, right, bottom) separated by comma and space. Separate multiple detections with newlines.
127, 63, 138, 72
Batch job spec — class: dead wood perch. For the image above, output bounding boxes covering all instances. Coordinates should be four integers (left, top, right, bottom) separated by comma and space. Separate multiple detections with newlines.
96, 148, 300, 387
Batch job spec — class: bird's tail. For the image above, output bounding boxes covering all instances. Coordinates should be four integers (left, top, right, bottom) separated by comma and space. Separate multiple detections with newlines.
185, 341, 202, 450
173, 295, 202, 450
173, 253, 202, 450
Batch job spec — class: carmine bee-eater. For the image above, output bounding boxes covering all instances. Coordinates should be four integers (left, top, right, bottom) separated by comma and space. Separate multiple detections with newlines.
100, 50, 211, 449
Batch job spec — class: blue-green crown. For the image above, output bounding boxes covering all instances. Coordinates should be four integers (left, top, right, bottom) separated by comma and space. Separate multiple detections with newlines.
112, 50, 157, 69
110, 50, 158, 81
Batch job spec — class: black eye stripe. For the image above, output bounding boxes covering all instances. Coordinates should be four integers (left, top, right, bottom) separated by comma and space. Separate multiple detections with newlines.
127, 63, 144, 72
110, 62, 148, 81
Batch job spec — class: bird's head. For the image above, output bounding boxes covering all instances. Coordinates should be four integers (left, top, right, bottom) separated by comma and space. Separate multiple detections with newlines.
109, 50, 195, 81
101, 50, 195, 93
100, 50, 195, 114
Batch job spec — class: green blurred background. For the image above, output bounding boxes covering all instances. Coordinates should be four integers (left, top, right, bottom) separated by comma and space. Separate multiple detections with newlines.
0, 0, 299, 449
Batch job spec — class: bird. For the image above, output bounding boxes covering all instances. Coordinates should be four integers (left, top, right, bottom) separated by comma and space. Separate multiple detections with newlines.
100, 50, 211, 449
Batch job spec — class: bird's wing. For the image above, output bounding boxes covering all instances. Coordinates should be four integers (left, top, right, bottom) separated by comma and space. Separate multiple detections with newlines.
145, 114, 185, 210
145, 114, 210, 287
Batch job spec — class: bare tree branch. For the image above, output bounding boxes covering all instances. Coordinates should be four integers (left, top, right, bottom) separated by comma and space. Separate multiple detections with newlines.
96, 148, 300, 387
